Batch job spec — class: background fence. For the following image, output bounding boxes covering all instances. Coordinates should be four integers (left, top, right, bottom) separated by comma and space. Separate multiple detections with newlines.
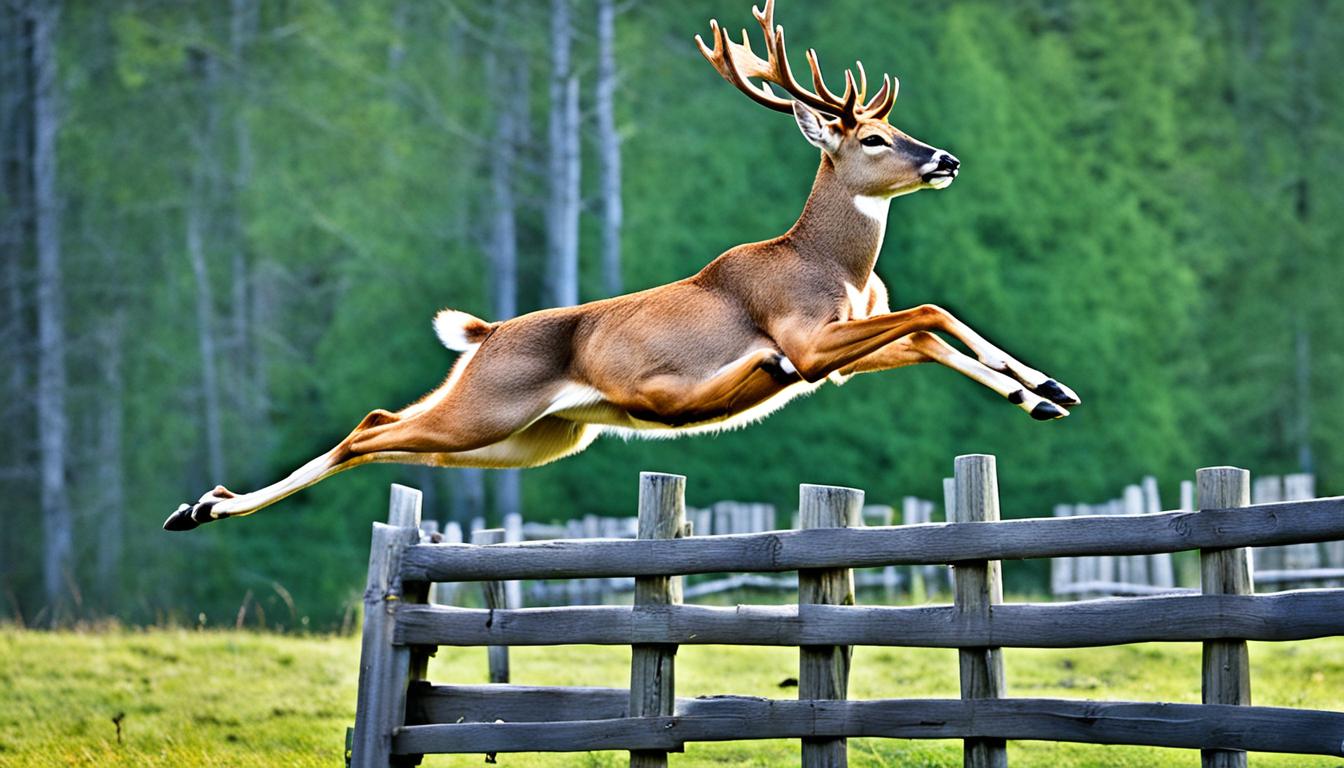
427, 497, 953, 609
351, 456, 1344, 767
1051, 473, 1344, 598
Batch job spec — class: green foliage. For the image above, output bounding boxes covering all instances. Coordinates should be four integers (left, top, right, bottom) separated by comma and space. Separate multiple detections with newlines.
3, 0, 1342, 625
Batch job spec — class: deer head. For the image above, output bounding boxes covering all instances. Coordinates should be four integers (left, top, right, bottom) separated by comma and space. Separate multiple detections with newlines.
697, 0, 959, 199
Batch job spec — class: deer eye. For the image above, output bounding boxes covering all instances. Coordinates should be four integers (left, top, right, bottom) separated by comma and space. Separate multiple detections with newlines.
859, 135, 889, 148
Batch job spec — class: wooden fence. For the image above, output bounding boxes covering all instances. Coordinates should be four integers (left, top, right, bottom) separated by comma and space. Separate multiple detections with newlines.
1052, 473, 1344, 597
350, 456, 1344, 767
430, 498, 951, 607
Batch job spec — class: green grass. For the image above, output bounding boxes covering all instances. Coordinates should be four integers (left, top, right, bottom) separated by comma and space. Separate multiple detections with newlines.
3, 628, 1343, 766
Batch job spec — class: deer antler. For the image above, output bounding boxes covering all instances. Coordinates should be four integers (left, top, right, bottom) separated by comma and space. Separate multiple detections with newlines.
695, 0, 898, 127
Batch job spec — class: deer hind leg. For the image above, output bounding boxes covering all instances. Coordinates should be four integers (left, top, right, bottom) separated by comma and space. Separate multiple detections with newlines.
164, 347, 569, 530
621, 347, 801, 426
840, 331, 1069, 420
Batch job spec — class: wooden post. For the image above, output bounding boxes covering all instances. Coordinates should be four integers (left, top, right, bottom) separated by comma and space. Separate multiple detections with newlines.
952, 455, 1007, 768
352, 485, 424, 768
799, 483, 863, 768
629, 472, 686, 768
1198, 466, 1252, 768
472, 528, 510, 684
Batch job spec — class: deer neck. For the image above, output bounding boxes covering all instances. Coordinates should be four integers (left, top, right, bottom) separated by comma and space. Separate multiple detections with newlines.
785, 156, 889, 280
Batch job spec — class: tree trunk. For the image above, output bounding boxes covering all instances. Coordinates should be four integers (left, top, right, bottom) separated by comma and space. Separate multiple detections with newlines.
488, 6, 525, 525
187, 180, 225, 483
187, 47, 226, 484
31, 0, 71, 622
545, 0, 580, 308
94, 304, 125, 610
595, 0, 622, 297
451, 468, 486, 528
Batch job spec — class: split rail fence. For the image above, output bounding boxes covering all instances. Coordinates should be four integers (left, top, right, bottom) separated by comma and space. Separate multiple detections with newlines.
351, 455, 1344, 767
1052, 472, 1344, 598
429, 497, 950, 607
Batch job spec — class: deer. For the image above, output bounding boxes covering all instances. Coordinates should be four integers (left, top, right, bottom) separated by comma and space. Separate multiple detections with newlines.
164, 0, 1079, 532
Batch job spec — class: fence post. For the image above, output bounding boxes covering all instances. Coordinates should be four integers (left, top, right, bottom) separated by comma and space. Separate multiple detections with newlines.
799, 483, 863, 768
352, 485, 424, 768
629, 472, 686, 768
1197, 466, 1252, 768
953, 455, 1007, 768
471, 528, 510, 684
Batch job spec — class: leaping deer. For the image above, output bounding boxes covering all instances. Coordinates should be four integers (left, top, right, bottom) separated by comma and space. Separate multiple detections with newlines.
165, 0, 1079, 531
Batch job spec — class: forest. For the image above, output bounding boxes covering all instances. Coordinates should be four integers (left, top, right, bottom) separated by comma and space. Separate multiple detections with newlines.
2, 0, 1341, 629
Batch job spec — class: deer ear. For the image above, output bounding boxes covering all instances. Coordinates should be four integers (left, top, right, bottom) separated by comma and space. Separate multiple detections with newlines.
793, 102, 842, 153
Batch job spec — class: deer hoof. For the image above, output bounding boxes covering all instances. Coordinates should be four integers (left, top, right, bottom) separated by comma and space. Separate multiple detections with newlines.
162, 499, 218, 532
1030, 401, 1069, 421
1032, 378, 1081, 406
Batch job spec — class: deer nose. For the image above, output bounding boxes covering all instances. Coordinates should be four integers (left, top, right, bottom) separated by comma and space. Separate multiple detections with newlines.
935, 152, 960, 172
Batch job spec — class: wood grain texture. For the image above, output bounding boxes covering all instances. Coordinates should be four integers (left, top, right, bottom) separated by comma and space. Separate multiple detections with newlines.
798, 484, 862, 767
406, 683, 633, 725
1198, 467, 1252, 768
351, 486, 422, 768
630, 472, 685, 768
390, 697, 1344, 756
399, 497, 1344, 582
394, 590, 1344, 648
952, 455, 1007, 768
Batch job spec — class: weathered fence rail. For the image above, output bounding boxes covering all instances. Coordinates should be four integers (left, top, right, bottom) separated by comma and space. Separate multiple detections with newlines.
351, 459, 1344, 768
401, 497, 1344, 582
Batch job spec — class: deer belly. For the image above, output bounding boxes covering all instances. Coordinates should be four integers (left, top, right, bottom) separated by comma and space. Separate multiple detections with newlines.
659, 378, 824, 437
543, 377, 824, 439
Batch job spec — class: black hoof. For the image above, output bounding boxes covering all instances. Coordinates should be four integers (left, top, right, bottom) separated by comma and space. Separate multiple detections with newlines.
162, 500, 217, 532
1032, 378, 1081, 406
1030, 401, 1068, 421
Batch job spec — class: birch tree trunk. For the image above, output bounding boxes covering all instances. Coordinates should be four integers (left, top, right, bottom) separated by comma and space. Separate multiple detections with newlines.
545, 0, 580, 308
595, 0, 622, 297
488, 7, 524, 525
187, 48, 225, 484
31, 0, 72, 621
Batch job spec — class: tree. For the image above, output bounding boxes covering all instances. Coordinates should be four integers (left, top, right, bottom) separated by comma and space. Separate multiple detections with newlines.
29, 0, 71, 621
544, 0, 580, 308
595, 0, 622, 297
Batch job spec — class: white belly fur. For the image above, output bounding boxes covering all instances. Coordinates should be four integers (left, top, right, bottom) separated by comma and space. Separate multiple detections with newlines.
543, 378, 827, 441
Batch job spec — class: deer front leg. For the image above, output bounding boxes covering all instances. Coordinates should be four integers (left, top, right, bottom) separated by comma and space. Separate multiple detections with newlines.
911, 304, 1080, 406
838, 331, 1068, 419
776, 305, 1074, 419
783, 304, 1078, 403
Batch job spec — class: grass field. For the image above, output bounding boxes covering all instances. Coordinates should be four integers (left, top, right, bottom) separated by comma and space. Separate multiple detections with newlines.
3, 627, 1343, 767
